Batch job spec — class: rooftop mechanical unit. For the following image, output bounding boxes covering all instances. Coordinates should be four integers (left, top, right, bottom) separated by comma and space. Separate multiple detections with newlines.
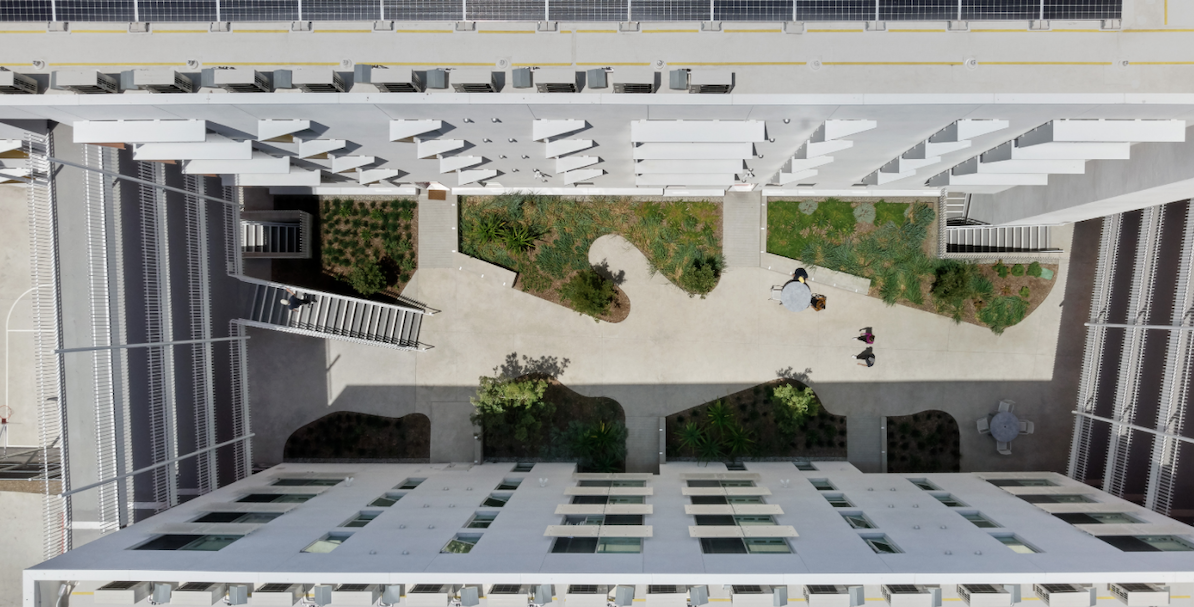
0, 68, 38, 94
1109, 584, 1169, 607
51, 69, 119, 94
94, 582, 151, 605
688, 70, 734, 93
613, 68, 657, 94
645, 585, 686, 607
274, 67, 346, 93
355, 65, 424, 92
956, 586, 1012, 607
1033, 585, 1095, 607
486, 585, 529, 607
332, 584, 381, 606
535, 69, 580, 93
565, 586, 610, 607
512, 67, 533, 89
882, 586, 943, 607
732, 586, 774, 607
586, 68, 608, 89
249, 584, 307, 606
201, 67, 272, 93
172, 583, 228, 606
804, 586, 863, 607
450, 69, 498, 93
121, 68, 195, 93
407, 585, 461, 607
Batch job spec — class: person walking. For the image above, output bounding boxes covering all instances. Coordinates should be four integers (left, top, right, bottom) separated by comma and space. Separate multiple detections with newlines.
279, 287, 316, 311
852, 347, 875, 367
855, 328, 875, 344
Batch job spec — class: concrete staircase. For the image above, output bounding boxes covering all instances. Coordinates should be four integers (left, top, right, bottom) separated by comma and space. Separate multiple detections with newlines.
240, 210, 311, 259
240, 278, 432, 351
944, 224, 1058, 253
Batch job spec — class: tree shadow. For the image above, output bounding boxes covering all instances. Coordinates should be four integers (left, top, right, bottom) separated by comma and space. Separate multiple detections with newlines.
776, 366, 813, 383
591, 258, 626, 286
496, 352, 571, 379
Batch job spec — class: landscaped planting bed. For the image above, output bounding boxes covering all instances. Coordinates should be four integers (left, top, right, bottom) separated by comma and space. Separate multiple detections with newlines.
766, 198, 1056, 333
885, 410, 961, 473
665, 379, 847, 461
284, 412, 430, 461
460, 195, 723, 321
319, 198, 418, 298
474, 374, 628, 473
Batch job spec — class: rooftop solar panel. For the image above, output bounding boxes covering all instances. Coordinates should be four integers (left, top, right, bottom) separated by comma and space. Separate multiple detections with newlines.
714, 0, 792, 21
385, 0, 463, 20
962, 0, 1038, 20
466, 0, 545, 20
631, 0, 710, 21
56, 0, 134, 20
796, 0, 874, 21
549, 0, 627, 21
139, 0, 217, 21
879, 0, 955, 20
304, 0, 378, 19
0, 0, 52, 20
220, 0, 297, 20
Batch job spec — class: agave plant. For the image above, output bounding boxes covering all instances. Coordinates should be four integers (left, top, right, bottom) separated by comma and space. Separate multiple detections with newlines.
723, 423, 755, 459
695, 435, 725, 464
675, 421, 706, 456
503, 223, 538, 253
704, 400, 734, 435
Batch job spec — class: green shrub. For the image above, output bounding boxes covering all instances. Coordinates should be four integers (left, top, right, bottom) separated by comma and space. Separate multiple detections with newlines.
1027, 261, 1042, 277
1019, 286, 1030, 298
772, 385, 820, 433
680, 255, 722, 296
978, 295, 1028, 334
469, 375, 552, 443
994, 260, 1008, 278
853, 203, 877, 225
930, 260, 977, 302
561, 270, 616, 318
1011, 263, 1025, 277
972, 275, 994, 301
347, 258, 386, 297
502, 223, 538, 253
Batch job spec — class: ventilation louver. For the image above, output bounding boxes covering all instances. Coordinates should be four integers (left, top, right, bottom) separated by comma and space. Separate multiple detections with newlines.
201, 67, 272, 93
0, 68, 38, 94
52, 69, 119, 94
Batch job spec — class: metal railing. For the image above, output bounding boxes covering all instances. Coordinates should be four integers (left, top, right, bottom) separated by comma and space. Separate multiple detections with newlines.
227, 320, 251, 480
25, 131, 71, 560
1067, 212, 1122, 483
185, 174, 218, 494
82, 144, 122, 535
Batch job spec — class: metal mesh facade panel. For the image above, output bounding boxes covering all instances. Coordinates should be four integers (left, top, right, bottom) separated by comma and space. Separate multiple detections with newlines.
465, 0, 544, 20
0, 0, 52, 20
796, 0, 873, 20
220, 0, 298, 21
139, 0, 217, 21
1044, 0, 1119, 19
631, 0, 709, 21
305, 0, 379, 19
962, 0, 1039, 19
56, 0, 134, 20
548, 0, 626, 21
879, 0, 955, 20
714, 0, 791, 21
384, 0, 461, 19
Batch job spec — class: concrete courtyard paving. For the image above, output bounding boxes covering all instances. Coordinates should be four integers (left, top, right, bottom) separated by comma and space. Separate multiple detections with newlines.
248, 211, 1086, 476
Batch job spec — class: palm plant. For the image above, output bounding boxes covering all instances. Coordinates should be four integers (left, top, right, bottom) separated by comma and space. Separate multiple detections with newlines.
695, 435, 725, 464
723, 423, 755, 460
675, 422, 706, 456
705, 401, 734, 436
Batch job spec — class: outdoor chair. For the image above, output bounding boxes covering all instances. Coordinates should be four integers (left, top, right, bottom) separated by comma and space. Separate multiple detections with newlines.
997, 441, 1012, 456
976, 417, 990, 435
770, 285, 784, 302
998, 399, 1015, 413
1020, 420, 1035, 435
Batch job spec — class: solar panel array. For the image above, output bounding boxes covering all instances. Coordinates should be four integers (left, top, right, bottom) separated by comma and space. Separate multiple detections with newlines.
0, 0, 1121, 21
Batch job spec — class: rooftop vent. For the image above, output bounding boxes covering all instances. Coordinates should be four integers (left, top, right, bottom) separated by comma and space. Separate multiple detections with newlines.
1033, 585, 1094, 607
174, 583, 227, 606
356, 65, 424, 92
250, 584, 305, 606
586, 68, 608, 89
332, 584, 380, 606
613, 68, 657, 94
51, 69, 119, 94
94, 582, 150, 605
512, 67, 533, 89
425, 69, 448, 89
882, 586, 942, 607
451, 69, 498, 93
0, 68, 38, 94
121, 68, 195, 94
688, 70, 734, 94
275, 67, 345, 93
535, 69, 580, 93
201, 67, 272, 93
804, 586, 863, 607
956, 586, 1011, 607
1109, 584, 1169, 607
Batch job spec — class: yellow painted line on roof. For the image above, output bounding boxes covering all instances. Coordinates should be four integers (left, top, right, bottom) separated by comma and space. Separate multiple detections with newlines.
669, 61, 805, 66
560, 30, 571, 33
71, 593, 94, 596
72, 30, 124, 33
1051, 29, 1109, 32
362, 62, 494, 66
479, 30, 536, 34
0, 30, 44, 34
808, 29, 863, 33
577, 29, 617, 33
824, 61, 962, 66
889, 28, 945, 32
49, 62, 185, 66
155, 29, 206, 33
724, 29, 781, 33
396, 29, 453, 33
644, 29, 700, 33
1123, 28, 1194, 32
576, 62, 651, 66
979, 61, 1113, 65
971, 29, 1025, 32
512, 63, 572, 66
217, 62, 340, 66
234, 29, 288, 33
318, 29, 371, 33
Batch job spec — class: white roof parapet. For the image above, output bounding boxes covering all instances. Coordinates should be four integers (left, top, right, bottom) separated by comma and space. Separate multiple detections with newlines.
74, 119, 207, 144
134, 134, 252, 161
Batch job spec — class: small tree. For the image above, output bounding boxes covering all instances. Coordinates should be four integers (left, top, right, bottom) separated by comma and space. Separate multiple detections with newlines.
469, 375, 552, 443
1027, 261, 1042, 277
348, 258, 386, 296
561, 270, 616, 318
773, 385, 820, 433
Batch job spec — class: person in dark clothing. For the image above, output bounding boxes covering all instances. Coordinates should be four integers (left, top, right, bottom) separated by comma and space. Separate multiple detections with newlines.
279, 287, 316, 310
793, 268, 809, 284
856, 328, 875, 344
853, 347, 875, 367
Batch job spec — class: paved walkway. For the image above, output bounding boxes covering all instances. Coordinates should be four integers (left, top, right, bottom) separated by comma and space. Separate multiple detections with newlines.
417, 193, 457, 269
247, 209, 1082, 474
722, 190, 762, 268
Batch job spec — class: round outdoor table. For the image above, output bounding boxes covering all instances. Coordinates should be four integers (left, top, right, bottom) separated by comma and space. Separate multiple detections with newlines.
781, 281, 813, 312
990, 411, 1020, 442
